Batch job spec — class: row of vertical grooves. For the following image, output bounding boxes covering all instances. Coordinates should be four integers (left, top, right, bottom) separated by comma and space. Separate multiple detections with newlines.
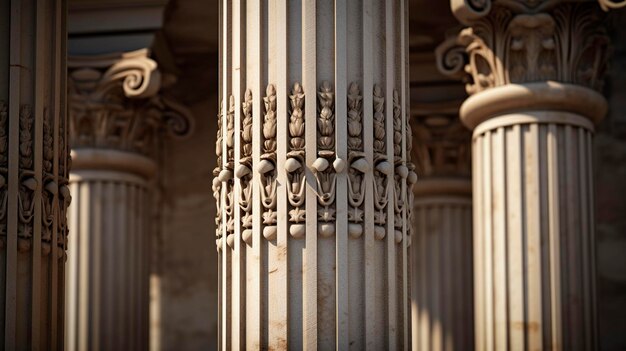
1, 0, 69, 349
411, 191, 474, 351
472, 112, 596, 350
66, 175, 150, 351
216, 1, 412, 348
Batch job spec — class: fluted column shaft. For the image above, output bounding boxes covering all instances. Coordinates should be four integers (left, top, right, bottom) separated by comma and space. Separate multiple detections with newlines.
409, 104, 474, 351
0, 1, 69, 349
412, 179, 474, 351
443, 0, 623, 349
215, 0, 414, 349
65, 149, 153, 351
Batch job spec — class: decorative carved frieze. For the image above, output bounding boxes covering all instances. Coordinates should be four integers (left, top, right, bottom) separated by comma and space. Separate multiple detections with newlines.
68, 50, 193, 157
0, 102, 71, 257
214, 82, 416, 245
442, 0, 615, 95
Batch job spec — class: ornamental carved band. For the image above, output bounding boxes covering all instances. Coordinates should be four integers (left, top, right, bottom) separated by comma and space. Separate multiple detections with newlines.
442, 0, 622, 96
214, 83, 416, 248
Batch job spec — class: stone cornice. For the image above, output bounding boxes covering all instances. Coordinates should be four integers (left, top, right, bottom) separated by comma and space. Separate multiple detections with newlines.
68, 49, 193, 157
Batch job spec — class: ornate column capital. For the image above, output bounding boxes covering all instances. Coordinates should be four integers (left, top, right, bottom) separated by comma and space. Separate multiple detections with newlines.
411, 101, 471, 180
68, 49, 193, 166
451, 0, 626, 25
438, 0, 622, 128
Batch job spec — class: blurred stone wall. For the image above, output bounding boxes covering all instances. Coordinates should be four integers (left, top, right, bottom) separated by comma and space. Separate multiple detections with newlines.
595, 11, 626, 351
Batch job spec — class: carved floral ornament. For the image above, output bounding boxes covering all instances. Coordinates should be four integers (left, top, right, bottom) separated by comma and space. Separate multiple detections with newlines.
68, 49, 193, 157
440, 0, 621, 95
214, 82, 417, 250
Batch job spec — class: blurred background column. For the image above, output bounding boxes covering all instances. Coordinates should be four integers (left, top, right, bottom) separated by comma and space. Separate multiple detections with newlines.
410, 100, 473, 351
442, 0, 626, 349
65, 50, 191, 351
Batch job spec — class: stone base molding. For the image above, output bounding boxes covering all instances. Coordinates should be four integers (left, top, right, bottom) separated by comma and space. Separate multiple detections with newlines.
214, 0, 415, 349
0, 1, 70, 349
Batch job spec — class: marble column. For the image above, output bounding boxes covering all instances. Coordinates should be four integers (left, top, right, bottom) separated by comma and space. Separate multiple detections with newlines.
0, 1, 70, 349
215, 0, 414, 349
410, 103, 474, 351
65, 50, 191, 351
440, 0, 626, 349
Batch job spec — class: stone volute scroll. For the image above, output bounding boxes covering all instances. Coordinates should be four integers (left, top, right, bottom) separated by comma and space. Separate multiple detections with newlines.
439, 0, 625, 349
215, 0, 414, 348
65, 49, 193, 351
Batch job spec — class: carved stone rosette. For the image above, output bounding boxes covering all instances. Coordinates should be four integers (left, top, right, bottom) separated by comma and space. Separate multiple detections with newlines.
439, 0, 622, 349
215, 1, 413, 348
0, 1, 69, 348
65, 49, 192, 351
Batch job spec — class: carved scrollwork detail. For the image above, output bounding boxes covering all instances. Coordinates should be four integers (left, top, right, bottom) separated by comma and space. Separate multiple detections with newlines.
286, 83, 306, 239
372, 85, 390, 241
97, 51, 161, 99
444, 2, 611, 95
259, 84, 278, 241
347, 83, 366, 239
435, 37, 469, 79
68, 50, 193, 157
314, 82, 339, 238
598, 0, 626, 10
